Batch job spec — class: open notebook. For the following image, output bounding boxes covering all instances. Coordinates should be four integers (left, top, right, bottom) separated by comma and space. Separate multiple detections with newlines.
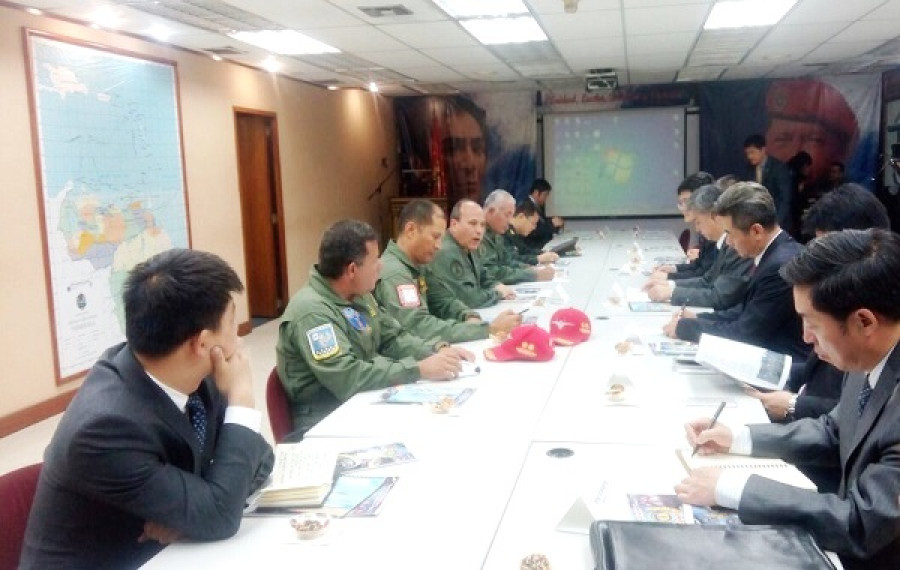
676, 448, 815, 490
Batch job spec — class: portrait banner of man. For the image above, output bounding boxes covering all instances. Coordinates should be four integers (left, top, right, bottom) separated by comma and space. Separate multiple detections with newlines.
699, 75, 880, 190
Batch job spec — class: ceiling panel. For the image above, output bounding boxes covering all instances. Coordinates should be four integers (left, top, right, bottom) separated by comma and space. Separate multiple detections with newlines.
361, 49, 440, 68
376, 21, 475, 48
326, 0, 448, 23
759, 22, 847, 46
627, 31, 696, 56
402, 65, 470, 82
537, 10, 623, 40
803, 39, 886, 63
220, 0, 362, 29
627, 52, 689, 70
721, 64, 776, 80
553, 37, 626, 60
863, 0, 900, 19
626, 70, 678, 84
780, 0, 888, 25
624, 4, 710, 35
305, 26, 411, 52
830, 19, 900, 43
421, 46, 503, 67
526, 0, 621, 14
743, 42, 819, 65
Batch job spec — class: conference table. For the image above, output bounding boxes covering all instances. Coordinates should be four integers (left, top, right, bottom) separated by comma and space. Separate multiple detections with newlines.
146, 220, 794, 569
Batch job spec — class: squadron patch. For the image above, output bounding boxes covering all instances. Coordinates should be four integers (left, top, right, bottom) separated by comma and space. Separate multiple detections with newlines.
341, 307, 370, 332
306, 323, 340, 361
396, 283, 421, 308
451, 260, 465, 278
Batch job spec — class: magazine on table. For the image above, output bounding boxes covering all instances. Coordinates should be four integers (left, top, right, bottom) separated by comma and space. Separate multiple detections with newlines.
694, 334, 792, 391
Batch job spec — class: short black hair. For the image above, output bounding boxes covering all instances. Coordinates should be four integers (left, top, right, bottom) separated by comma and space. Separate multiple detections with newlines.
398, 199, 443, 236
716, 174, 740, 190
515, 199, 539, 217
318, 219, 378, 279
802, 183, 890, 235
743, 134, 766, 149
123, 249, 243, 357
781, 228, 900, 322
530, 178, 552, 194
713, 181, 776, 231
787, 151, 812, 171
677, 171, 715, 194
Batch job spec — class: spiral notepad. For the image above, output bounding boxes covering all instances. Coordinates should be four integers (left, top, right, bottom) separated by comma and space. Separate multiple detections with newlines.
676, 448, 815, 490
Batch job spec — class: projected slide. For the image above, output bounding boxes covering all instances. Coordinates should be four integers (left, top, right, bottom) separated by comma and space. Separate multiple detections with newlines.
544, 108, 686, 217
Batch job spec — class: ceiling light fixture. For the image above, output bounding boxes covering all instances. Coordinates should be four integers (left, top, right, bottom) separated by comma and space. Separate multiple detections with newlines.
261, 56, 282, 73
563, 0, 578, 14
230, 30, 339, 55
460, 16, 547, 45
88, 6, 122, 29
210, 54, 223, 61
704, 0, 797, 30
327, 85, 339, 91
368, 82, 380, 93
25, 7, 43, 16
432, 0, 529, 18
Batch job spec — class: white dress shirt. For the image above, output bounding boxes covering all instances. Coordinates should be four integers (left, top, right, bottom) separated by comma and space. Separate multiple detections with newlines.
147, 371, 262, 433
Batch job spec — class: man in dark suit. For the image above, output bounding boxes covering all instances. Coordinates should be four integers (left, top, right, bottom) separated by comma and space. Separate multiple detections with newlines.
521, 178, 564, 250
677, 229, 900, 569
649, 172, 717, 281
666, 182, 808, 359
644, 184, 752, 310
744, 133, 793, 230
21, 249, 274, 569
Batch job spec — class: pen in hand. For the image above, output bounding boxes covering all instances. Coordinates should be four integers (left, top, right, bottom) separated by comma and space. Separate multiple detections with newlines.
692, 400, 727, 457
677, 299, 689, 319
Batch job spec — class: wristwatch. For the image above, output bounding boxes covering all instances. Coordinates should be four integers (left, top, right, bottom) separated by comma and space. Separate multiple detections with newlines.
433, 341, 451, 353
786, 394, 799, 420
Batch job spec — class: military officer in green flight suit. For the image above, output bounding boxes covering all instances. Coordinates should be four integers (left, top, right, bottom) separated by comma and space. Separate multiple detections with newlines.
427, 200, 516, 315
276, 219, 473, 436
479, 190, 555, 285
375, 199, 521, 343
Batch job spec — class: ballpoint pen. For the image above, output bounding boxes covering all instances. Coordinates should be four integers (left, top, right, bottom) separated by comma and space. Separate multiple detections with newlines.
692, 400, 727, 457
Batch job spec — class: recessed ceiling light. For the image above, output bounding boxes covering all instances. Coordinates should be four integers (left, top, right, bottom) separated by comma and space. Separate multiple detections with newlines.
432, 0, 529, 18
210, 54, 223, 61
145, 24, 173, 42
230, 30, 339, 55
327, 85, 339, 91
261, 56, 282, 73
25, 7, 43, 16
368, 82, 379, 93
460, 16, 547, 45
704, 0, 797, 30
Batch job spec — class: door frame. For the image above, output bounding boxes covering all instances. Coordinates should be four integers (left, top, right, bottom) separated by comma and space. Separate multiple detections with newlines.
233, 106, 289, 319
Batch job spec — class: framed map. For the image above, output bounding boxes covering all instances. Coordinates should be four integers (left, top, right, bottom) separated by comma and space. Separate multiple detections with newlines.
25, 30, 190, 383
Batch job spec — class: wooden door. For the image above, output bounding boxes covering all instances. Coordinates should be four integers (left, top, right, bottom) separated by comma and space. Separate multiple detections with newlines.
234, 110, 287, 319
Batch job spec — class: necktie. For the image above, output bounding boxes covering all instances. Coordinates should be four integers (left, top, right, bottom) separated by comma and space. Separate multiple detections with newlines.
186, 392, 207, 449
857, 376, 873, 416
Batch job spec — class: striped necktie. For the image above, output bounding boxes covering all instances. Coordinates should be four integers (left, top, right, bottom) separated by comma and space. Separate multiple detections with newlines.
857, 375, 873, 416
186, 392, 207, 449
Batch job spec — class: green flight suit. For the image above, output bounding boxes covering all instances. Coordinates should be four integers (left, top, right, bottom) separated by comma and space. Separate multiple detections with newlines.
374, 240, 489, 343
428, 232, 502, 314
478, 227, 536, 285
504, 227, 541, 265
276, 268, 435, 435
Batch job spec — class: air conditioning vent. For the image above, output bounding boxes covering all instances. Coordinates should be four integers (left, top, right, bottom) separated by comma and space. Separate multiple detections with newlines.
358, 4, 413, 17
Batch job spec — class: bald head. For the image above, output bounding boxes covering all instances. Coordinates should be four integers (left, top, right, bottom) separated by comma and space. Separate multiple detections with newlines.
449, 200, 486, 251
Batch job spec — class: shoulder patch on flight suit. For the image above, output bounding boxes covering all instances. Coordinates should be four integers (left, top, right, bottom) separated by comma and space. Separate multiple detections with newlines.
396, 283, 421, 308
451, 260, 464, 278
306, 323, 340, 360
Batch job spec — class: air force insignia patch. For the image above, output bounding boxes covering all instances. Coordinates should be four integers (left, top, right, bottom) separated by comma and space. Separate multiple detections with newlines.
306, 323, 340, 360
396, 283, 421, 308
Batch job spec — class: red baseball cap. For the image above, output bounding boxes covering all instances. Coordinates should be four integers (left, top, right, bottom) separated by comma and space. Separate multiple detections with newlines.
549, 308, 592, 345
484, 324, 555, 362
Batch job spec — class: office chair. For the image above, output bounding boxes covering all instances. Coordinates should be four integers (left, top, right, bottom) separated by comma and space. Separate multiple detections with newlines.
0, 462, 42, 570
265, 367, 294, 443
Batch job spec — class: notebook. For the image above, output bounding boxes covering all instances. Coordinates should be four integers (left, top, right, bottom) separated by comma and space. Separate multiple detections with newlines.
676, 448, 815, 489
256, 443, 339, 508
549, 237, 578, 255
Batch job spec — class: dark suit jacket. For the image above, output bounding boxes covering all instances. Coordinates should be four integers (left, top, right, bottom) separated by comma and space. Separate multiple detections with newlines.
671, 236, 717, 280
21, 344, 274, 569
785, 353, 844, 421
522, 199, 558, 250
676, 231, 809, 358
670, 241, 753, 310
758, 156, 793, 229
739, 344, 900, 569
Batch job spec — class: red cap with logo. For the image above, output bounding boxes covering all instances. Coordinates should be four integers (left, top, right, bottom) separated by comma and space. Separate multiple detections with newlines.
484, 324, 555, 362
549, 308, 592, 345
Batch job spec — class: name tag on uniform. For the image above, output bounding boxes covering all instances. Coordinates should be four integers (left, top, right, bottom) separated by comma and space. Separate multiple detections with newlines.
306, 323, 340, 360
396, 283, 421, 308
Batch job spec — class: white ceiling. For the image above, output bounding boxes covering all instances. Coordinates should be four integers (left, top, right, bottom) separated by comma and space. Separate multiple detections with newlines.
11, 0, 900, 95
